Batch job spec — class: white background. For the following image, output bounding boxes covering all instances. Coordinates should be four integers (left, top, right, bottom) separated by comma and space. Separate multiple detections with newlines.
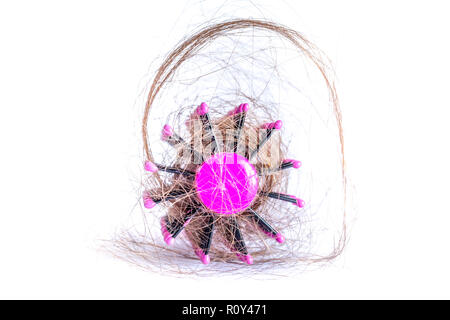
1, 0, 449, 299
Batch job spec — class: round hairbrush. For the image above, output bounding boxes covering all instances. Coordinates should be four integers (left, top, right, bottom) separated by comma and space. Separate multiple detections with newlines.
137, 19, 346, 270
143, 102, 303, 265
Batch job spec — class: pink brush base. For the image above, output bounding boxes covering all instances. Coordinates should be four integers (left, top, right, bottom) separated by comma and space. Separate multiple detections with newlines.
142, 193, 156, 209
283, 159, 302, 169
236, 253, 253, 265
194, 249, 210, 265
195, 152, 259, 215
227, 103, 249, 116
161, 124, 173, 140
144, 161, 158, 172
261, 120, 283, 130
160, 217, 174, 245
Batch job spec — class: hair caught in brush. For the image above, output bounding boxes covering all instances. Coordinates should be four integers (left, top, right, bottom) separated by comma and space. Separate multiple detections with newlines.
109, 18, 347, 275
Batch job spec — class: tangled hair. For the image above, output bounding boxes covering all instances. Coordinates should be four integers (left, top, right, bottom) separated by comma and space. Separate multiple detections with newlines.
109, 18, 347, 276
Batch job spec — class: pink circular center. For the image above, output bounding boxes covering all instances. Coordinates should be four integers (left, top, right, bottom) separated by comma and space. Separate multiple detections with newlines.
195, 152, 259, 215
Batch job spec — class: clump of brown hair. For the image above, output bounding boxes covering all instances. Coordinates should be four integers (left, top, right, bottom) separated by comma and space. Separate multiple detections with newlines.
107, 18, 347, 276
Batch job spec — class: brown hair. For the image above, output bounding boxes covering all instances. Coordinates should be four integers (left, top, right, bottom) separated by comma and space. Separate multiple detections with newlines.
111, 19, 347, 275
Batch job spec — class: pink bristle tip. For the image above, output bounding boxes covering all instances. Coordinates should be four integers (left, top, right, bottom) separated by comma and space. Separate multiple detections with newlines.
229, 103, 248, 115
261, 120, 282, 130
194, 249, 210, 264
293, 160, 302, 168
274, 120, 283, 130
201, 254, 210, 265
283, 159, 302, 169
239, 103, 249, 113
162, 124, 173, 139
236, 253, 253, 265
143, 196, 155, 209
296, 198, 305, 208
196, 102, 209, 115
160, 218, 174, 245
164, 236, 174, 246
183, 218, 192, 227
275, 233, 285, 244
144, 161, 158, 172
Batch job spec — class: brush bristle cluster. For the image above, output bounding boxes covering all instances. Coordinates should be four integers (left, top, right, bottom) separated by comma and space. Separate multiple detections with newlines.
142, 102, 306, 266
